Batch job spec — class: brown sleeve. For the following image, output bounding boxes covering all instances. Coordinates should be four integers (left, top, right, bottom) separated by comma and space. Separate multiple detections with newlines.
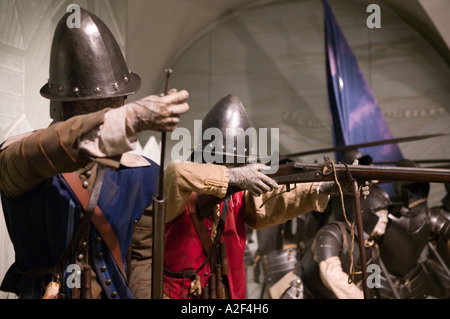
163, 161, 229, 223
243, 182, 330, 229
128, 207, 153, 299
0, 109, 109, 198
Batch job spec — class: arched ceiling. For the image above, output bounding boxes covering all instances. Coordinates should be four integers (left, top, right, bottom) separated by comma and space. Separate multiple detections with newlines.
126, 0, 450, 101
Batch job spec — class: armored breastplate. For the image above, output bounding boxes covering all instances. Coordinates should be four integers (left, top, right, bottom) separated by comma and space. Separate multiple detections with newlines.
299, 223, 375, 299
339, 232, 377, 286
380, 205, 430, 277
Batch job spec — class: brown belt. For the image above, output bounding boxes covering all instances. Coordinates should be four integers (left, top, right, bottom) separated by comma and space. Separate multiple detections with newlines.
62, 168, 127, 282
163, 193, 230, 279
188, 192, 213, 255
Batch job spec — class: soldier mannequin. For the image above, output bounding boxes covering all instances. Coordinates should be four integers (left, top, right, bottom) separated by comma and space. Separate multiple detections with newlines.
296, 163, 450, 299
430, 183, 450, 269
0, 7, 189, 299
298, 185, 392, 299
252, 215, 304, 298
377, 161, 450, 298
267, 150, 370, 299
150, 94, 367, 299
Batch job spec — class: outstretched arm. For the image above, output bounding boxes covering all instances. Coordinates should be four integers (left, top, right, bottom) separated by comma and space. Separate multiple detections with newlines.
0, 90, 189, 198
244, 182, 330, 229
163, 161, 230, 223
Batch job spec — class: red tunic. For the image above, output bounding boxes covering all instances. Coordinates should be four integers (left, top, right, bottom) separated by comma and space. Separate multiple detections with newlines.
164, 192, 247, 299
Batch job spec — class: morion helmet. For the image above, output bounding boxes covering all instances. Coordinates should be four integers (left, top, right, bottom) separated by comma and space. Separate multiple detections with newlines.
332, 185, 392, 235
193, 94, 254, 165
40, 7, 140, 102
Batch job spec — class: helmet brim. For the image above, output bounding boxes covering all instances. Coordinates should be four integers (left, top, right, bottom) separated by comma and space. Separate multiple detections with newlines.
39, 72, 141, 102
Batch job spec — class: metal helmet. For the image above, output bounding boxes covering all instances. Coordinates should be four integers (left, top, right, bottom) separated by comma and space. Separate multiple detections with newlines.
193, 94, 254, 165
40, 7, 140, 102
331, 185, 391, 235
392, 159, 430, 207
341, 149, 373, 165
360, 185, 392, 215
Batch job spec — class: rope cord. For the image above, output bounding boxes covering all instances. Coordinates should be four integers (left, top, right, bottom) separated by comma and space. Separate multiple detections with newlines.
329, 160, 361, 284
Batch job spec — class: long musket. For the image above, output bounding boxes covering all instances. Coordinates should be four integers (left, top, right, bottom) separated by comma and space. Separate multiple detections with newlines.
267, 157, 450, 185
152, 69, 172, 299
266, 156, 450, 299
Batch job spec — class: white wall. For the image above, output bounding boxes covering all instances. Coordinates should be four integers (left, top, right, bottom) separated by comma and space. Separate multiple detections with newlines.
0, 0, 127, 298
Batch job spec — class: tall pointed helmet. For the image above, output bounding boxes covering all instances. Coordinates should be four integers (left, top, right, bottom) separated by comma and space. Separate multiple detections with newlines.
40, 7, 140, 101
194, 94, 254, 165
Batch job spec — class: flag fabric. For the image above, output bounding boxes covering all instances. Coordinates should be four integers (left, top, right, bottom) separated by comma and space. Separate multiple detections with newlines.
323, 0, 403, 165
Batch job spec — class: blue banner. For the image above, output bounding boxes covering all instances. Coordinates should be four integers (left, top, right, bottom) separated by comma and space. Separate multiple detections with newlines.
323, 0, 403, 166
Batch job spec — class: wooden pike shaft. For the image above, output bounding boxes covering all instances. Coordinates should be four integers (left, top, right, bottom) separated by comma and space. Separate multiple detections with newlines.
152, 68, 172, 299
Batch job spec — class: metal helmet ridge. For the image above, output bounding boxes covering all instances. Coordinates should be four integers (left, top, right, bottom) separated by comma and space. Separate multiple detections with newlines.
360, 185, 392, 233
360, 185, 392, 214
194, 94, 254, 165
40, 7, 140, 102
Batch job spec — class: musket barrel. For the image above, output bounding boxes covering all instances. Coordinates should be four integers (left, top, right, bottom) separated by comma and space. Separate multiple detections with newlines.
269, 162, 450, 184
333, 164, 450, 183
351, 181, 370, 299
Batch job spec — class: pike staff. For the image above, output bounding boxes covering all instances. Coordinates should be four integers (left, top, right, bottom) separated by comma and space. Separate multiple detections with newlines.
152, 68, 172, 299
351, 179, 370, 298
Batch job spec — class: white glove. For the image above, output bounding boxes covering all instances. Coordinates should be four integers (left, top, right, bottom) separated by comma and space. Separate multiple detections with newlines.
228, 163, 279, 196
125, 89, 189, 133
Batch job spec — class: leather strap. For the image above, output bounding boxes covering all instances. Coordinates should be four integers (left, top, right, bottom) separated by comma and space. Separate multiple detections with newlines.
164, 194, 230, 279
15, 167, 106, 280
337, 222, 349, 252
188, 192, 213, 255
62, 167, 127, 281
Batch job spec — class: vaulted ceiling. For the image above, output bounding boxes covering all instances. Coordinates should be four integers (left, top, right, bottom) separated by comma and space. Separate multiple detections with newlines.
126, 0, 450, 100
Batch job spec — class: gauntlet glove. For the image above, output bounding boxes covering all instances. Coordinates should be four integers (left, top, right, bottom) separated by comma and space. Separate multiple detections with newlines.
319, 180, 370, 197
228, 163, 279, 196
125, 89, 189, 133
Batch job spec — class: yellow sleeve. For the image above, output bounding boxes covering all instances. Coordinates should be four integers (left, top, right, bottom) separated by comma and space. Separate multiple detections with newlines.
243, 182, 329, 229
0, 109, 108, 198
163, 161, 230, 223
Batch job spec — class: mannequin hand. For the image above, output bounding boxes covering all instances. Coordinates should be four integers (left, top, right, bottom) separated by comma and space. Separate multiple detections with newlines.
228, 163, 279, 196
319, 180, 370, 197
319, 160, 371, 197
125, 89, 189, 133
